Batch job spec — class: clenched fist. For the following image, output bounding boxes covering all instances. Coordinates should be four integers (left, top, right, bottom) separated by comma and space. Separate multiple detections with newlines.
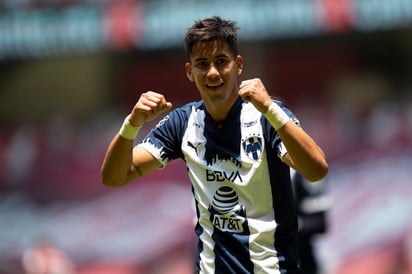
239, 78, 273, 113
129, 91, 172, 127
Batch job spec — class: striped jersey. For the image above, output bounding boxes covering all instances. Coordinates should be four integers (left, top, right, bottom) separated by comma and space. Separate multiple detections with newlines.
137, 97, 301, 274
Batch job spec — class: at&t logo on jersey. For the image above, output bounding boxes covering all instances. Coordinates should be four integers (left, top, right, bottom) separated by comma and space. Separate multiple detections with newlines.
209, 186, 248, 233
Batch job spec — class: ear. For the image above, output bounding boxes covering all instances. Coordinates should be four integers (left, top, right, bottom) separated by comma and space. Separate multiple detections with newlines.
185, 63, 194, 82
236, 55, 243, 76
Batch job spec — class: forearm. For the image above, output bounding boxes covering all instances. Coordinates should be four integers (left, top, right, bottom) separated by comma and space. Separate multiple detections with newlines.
101, 92, 172, 187
101, 134, 136, 187
263, 101, 328, 181
101, 116, 141, 187
278, 122, 328, 182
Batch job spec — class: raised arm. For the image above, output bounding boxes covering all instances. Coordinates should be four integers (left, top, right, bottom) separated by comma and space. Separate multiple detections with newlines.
100, 91, 173, 187
275, 121, 328, 182
239, 78, 328, 182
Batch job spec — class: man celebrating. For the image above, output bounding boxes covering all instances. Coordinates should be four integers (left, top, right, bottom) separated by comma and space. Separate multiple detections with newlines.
101, 16, 328, 274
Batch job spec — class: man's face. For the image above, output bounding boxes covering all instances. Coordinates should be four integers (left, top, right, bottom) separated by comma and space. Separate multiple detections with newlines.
185, 40, 243, 105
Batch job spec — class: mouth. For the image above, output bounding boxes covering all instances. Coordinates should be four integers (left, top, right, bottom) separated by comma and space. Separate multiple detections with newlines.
206, 82, 224, 90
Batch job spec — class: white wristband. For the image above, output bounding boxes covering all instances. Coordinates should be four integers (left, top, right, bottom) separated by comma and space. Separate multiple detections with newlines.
264, 102, 290, 130
119, 115, 141, 140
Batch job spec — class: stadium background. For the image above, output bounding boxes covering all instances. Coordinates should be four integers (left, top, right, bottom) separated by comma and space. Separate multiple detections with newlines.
0, 0, 412, 273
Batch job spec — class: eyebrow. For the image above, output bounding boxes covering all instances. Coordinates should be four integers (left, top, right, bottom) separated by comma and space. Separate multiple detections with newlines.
193, 54, 230, 62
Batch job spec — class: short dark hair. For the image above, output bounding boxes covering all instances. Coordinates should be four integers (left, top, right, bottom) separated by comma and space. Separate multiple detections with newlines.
184, 16, 239, 61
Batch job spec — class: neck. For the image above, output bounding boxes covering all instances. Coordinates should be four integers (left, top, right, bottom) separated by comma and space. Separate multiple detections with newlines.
204, 95, 239, 122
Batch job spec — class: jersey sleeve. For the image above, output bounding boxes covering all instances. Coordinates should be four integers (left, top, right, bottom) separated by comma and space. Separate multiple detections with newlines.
136, 106, 189, 167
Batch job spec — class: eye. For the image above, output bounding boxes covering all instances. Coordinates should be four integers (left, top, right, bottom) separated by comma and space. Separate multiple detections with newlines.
216, 58, 228, 65
195, 60, 209, 69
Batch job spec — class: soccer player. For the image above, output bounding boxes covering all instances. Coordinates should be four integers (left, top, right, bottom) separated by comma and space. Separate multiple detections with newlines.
101, 16, 328, 274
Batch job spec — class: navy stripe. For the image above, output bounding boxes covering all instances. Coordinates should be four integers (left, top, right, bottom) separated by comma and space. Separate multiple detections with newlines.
193, 184, 204, 273
263, 117, 300, 273
211, 217, 253, 274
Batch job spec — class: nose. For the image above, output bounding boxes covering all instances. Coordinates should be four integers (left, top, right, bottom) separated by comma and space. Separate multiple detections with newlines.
207, 63, 219, 78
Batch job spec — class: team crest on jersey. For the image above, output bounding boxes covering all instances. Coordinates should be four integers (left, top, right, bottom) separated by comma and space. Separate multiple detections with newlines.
242, 136, 263, 161
209, 186, 247, 233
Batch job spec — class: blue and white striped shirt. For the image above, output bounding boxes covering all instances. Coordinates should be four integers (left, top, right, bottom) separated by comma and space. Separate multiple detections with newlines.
138, 97, 301, 274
